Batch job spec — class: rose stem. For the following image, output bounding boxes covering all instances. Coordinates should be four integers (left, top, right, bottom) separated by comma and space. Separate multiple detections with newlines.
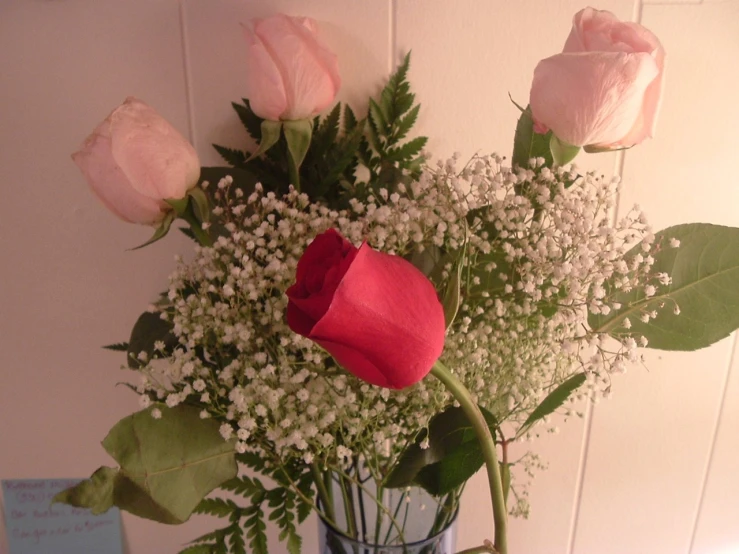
430, 360, 508, 554
311, 462, 336, 525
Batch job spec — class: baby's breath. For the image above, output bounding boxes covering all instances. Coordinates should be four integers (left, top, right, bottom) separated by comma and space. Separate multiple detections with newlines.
137, 155, 667, 494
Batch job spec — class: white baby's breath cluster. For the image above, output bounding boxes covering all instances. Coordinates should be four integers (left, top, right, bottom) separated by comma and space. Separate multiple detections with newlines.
134, 155, 671, 496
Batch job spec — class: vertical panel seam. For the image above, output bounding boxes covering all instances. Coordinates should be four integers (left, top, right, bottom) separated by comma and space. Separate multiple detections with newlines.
688, 332, 738, 553
389, 0, 397, 73
566, 399, 594, 553
178, 0, 197, 145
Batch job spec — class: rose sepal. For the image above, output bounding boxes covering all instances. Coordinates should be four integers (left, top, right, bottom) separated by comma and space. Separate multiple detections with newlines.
284, 119, 314, 191
129, 211, 176, 251
246, 119, 283, 162
549, 134, 580, 166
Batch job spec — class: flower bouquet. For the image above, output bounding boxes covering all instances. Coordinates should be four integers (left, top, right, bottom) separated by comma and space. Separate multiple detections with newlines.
55, 7, 739, 554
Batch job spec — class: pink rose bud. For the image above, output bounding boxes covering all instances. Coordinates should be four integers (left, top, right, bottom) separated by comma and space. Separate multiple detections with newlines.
529, 7, 665, 150
72, 97, 200, 225
286, 229, 446, 390
243, 14, 341, 121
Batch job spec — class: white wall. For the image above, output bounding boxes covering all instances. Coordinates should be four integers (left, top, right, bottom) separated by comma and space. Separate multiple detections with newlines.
1, 1, 738, 553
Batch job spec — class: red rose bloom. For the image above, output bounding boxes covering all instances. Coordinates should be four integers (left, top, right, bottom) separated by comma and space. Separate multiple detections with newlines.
287, 229, 446, 389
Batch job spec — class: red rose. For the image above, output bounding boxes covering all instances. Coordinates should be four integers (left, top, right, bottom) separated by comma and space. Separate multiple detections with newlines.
286, 229, 446, 389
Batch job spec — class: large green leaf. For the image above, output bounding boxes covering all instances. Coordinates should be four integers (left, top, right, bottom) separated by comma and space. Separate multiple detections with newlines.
590, 224, 739, 350
54, 405, 238, 524
384, 405, 497, 496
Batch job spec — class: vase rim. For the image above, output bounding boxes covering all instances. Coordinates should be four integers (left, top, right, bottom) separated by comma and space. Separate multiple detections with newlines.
318, 504, 459, 549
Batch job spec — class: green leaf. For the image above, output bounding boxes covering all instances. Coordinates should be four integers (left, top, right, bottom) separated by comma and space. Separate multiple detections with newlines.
127, 311, 177, 369
549, 134, 580, 166
518, 373, 586, 437
54, 405, 238, 524
384, 405, 497, 494
590, 223, 739, 350
283, 119, 313, 172
52, 467, 116, 514
102, 342, 129, 352
511, 105, 553, 170
413, 440, 483, 496
129, 210, 175, 251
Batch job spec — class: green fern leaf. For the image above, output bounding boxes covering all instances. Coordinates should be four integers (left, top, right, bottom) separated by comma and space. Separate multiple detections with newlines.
369, 98, 389, 138
244, 504, 269, 554
312, 103, 341, 155
392, 103, 420, 143
102, 342, 129, 352
344, 104, 358, 132
178, 544, 217, 554
213, 144, 247, 168
220, 476, 262, 499
380, 52, 413, 124
193, 497, 237, 518
227, 516, 247, 554
185, 527, 228, 546
232, 100, 262, 140
385, 136, 427, 163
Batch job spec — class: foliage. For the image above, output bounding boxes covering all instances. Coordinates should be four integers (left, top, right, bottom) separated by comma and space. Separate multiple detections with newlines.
54, 405, 237, 524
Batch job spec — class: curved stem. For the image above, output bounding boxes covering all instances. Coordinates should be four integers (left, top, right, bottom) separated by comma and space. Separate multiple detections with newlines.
431, 361, 508, 554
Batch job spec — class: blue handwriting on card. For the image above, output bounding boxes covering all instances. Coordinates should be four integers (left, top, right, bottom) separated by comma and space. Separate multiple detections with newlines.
2, 478, 123, 554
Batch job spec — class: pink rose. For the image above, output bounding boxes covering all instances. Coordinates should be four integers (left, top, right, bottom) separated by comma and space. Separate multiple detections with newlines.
529, 7, 665, 150
286, 229, 446, 389
72, 97, 200, 225
243, 14, 341, 121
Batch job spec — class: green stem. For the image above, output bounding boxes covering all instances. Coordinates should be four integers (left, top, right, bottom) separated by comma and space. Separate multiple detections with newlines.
431, 361, 508, 554
311, 463, 336, 525
339, 474, 358, 539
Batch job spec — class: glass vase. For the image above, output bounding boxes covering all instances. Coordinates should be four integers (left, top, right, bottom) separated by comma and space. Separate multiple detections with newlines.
317, 484, 458, 554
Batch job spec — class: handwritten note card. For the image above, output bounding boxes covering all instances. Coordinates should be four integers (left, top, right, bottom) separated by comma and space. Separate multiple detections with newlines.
2, 479, 123, 554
